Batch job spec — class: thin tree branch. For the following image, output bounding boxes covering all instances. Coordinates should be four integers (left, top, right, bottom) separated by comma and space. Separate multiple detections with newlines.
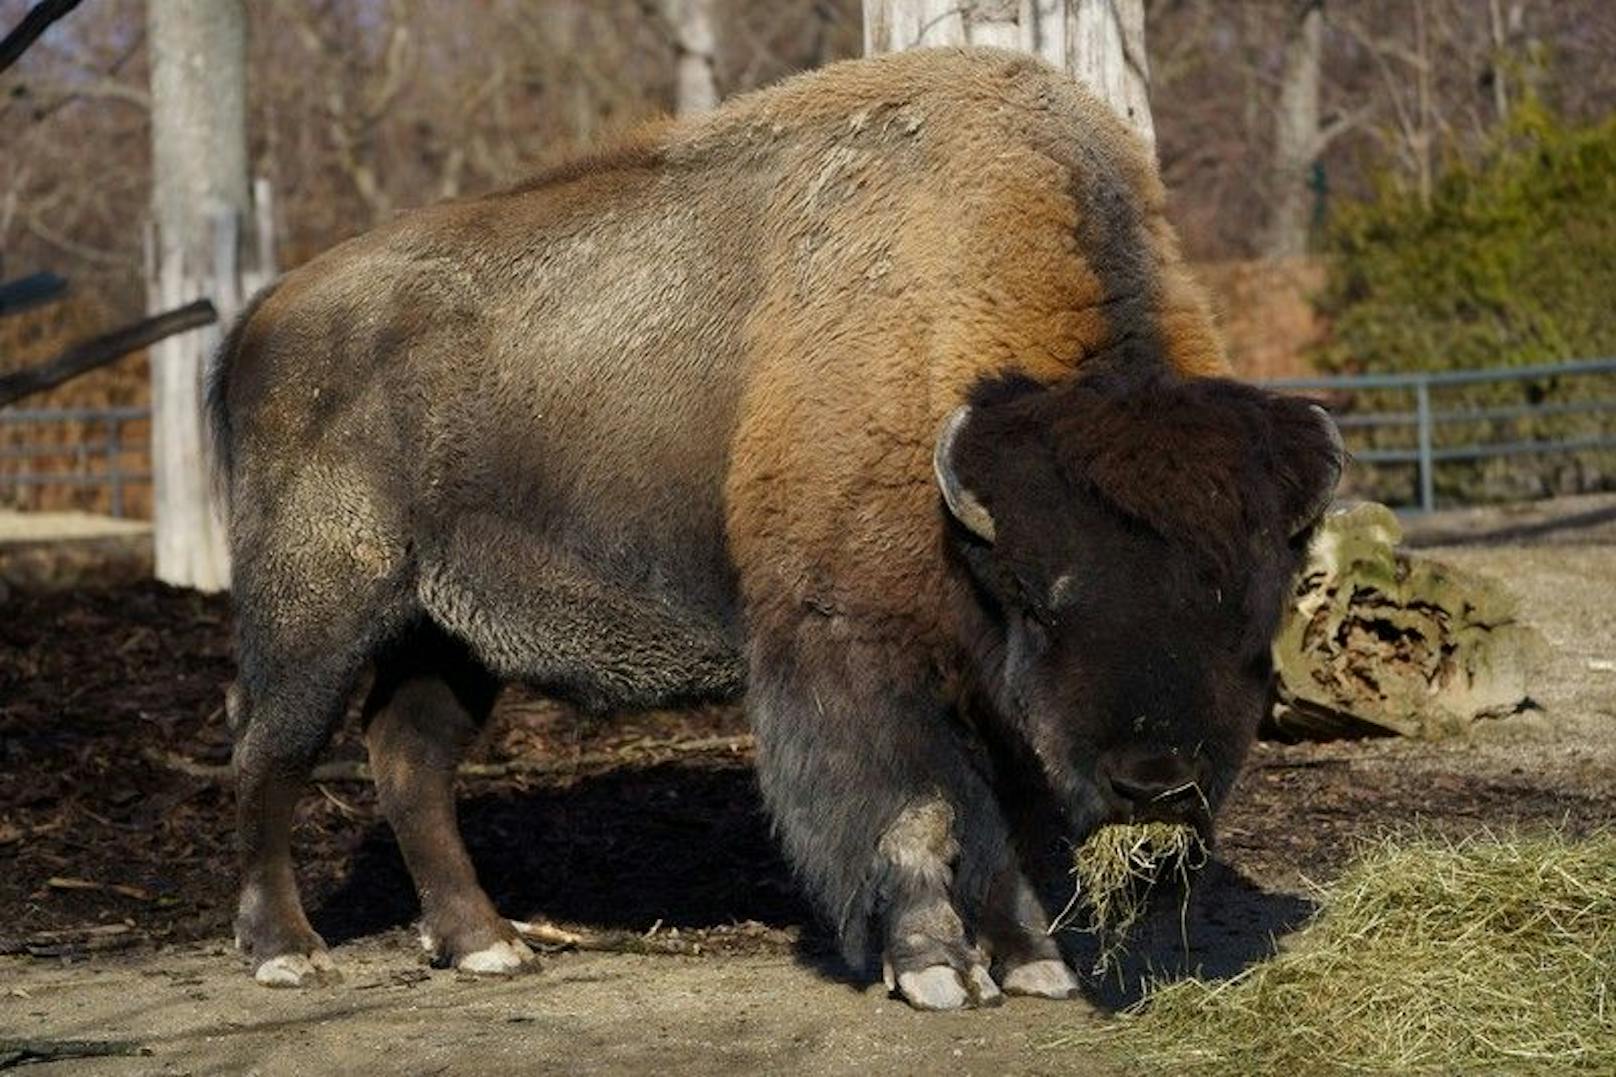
0, 0, 86, 77
0, 300, 217, 407
8, 76, 150, 111
0, 270, 67, 317
141, 734, 757, 784
20, 210, 136, 267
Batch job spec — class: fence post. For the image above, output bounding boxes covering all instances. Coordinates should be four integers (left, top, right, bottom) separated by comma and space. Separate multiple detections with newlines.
1416, 378, 1435, 513
106, 416, 124, 518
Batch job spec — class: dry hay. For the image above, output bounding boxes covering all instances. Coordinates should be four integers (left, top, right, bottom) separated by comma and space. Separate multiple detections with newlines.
1058, 821, 1207, 975
1052, 829, 1616, 1075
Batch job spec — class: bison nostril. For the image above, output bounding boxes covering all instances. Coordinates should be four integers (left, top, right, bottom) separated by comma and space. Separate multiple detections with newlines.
1109, 773, 1196, 804
1102, 750, 1203, 808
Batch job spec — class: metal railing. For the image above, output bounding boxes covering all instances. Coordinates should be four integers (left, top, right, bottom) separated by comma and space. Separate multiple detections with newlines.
3, 360, 1615, 520
1267, 358, 1616, 512
0, 405, 150, 517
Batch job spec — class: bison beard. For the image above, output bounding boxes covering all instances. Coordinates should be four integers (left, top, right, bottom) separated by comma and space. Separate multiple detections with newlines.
209, 48, 1342, 1010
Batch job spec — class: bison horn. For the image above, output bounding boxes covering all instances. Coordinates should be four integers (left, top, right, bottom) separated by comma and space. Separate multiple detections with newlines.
1292, 404, 1345, 537
933, 406, 996, 543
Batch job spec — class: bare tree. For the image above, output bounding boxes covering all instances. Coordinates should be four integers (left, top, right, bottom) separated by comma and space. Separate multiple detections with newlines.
146, 0, 256, 590
3, 0, 1611, 332
863, 0, 1154, 150
1262, 0, 1325, 258
663, 0, 719, 113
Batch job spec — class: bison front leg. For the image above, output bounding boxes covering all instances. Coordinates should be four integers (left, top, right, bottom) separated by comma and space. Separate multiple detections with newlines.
978, 858, 1082, 1000
746, 635, 1008, 1011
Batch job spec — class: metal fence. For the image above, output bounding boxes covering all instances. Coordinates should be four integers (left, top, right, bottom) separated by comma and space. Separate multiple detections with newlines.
3, 359, 1615, 519
0, 405, 150, 517
1267, 358, 1616, 512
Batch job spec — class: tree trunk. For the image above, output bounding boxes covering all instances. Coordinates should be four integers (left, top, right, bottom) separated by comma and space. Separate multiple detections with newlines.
1262, 0, 1324, 259
863, 0, 1154, 151
662, 0, 718, 115
146, 0, 264, 591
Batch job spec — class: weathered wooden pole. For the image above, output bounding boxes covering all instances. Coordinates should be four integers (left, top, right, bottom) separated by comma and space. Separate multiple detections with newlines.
146, 0, 268, 591
662, 0, 719, 115
862, 0, 1154, 152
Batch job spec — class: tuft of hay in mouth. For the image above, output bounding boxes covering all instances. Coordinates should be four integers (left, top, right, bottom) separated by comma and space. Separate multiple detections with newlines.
1058, 821, 1208, 975
1050, 828, 1616, 1075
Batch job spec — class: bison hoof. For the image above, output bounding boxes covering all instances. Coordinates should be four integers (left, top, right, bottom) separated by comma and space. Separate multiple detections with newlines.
455, 938, 537, 976
253, 950, 342, 988
889, 963, 1004, 1011
1000, 958, 1082, 1000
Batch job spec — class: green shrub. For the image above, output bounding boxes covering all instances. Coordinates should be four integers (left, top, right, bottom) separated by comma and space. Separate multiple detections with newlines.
1312, 105, 1616, 505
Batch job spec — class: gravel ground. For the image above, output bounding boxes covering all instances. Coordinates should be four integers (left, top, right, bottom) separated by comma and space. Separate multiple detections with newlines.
2, 495, 1612, 1075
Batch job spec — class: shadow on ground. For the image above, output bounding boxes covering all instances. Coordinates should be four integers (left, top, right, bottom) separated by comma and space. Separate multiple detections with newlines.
314, 758, 812, 946
1057, 859, 1316, 1010
310, 757, 1312, 1007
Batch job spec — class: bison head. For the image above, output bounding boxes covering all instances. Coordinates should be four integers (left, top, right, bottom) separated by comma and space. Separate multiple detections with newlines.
934, 367, 1342, 845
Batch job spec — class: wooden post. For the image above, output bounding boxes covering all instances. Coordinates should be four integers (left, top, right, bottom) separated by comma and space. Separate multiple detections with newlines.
862, 0, 1155, 152
662, 0, 719, 115
146, 0, 272, 591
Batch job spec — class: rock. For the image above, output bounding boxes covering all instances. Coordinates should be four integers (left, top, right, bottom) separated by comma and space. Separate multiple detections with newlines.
1270, 502, 1547, 739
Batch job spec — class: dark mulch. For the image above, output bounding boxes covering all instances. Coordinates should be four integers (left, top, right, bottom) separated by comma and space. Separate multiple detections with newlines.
0, 582, 801, 958
2, 581, 1609, 964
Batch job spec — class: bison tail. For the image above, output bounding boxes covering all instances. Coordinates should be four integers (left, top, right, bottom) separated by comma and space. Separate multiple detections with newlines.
205, 281, 277, 507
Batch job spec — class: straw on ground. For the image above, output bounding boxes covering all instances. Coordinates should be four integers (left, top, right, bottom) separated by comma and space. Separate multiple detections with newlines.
1051, 828, 1616, 1075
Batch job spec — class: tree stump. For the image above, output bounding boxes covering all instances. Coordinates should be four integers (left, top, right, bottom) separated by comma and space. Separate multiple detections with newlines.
1270, 502, 1546, 738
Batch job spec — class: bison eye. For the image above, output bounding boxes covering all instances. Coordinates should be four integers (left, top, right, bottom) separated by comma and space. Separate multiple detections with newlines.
1019, 587, 1061, 631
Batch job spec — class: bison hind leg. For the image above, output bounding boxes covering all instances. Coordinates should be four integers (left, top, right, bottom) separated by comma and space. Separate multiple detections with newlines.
228, 476, 417, 985
362, 625, 536, 975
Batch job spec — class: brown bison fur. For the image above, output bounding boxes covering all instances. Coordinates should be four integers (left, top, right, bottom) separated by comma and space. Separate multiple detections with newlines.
209, 47, 1341, 1008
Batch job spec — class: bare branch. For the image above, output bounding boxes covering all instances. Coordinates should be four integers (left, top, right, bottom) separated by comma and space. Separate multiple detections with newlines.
0, 300, 217, 407
1314, 103, 1376, 155
7, 76, 150, 111
0, 0, 87, 76
21, 210, 137, 267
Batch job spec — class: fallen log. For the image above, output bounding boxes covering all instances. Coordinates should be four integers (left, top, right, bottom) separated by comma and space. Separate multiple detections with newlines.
141, 733, 756, 785
1270, 502, 1547, 739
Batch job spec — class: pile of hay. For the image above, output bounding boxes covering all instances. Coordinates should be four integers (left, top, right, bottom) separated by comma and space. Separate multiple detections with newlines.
1060, 822, 1207, 975
1053, 830, 1616, 1075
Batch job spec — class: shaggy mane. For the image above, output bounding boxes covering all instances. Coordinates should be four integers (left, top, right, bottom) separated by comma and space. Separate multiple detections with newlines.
969, 364, 1336, 578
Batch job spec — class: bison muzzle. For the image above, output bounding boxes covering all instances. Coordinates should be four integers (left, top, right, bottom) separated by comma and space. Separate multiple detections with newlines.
209, 47, 1342, 1009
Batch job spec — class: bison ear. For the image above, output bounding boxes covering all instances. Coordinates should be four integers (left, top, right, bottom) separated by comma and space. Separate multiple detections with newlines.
1282, 403, 1345, 537
933, 406, 997, 543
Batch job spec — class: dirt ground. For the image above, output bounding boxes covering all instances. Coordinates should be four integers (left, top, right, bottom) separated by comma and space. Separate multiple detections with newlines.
2, 495, 1614, 1075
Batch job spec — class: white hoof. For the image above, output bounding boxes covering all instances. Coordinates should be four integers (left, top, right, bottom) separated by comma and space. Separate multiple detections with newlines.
966, 963, 1005, 1006
1000, 958, 1081, 1000
456, 938, 536, 975
892, 963, 1002, 1011
254, 950, 339, 988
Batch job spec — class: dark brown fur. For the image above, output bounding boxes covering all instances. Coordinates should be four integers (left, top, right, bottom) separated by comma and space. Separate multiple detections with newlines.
209, 48, 1339, 1004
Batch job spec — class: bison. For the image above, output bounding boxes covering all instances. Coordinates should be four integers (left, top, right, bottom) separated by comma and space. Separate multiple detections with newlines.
210, 47, 1342, 1010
